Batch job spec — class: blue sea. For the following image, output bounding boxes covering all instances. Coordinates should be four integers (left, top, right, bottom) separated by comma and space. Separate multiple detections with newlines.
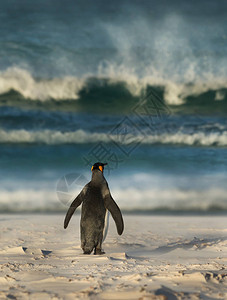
0, 0, 227, 213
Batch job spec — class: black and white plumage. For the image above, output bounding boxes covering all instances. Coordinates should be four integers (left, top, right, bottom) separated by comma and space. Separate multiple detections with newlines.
64, 162, 124, 254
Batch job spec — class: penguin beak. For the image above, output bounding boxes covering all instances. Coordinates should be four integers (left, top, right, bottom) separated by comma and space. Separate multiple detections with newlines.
99, 163, 107, 172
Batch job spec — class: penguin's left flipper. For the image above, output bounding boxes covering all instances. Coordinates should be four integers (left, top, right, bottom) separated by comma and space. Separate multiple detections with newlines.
64, 186, 87, 229
103, 193, 124, 235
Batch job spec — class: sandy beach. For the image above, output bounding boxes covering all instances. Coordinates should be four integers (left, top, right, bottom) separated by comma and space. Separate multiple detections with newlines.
0, 214, 226, 299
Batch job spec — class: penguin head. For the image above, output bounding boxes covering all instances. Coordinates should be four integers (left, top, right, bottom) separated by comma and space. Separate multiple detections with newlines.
91, 162, 107, 173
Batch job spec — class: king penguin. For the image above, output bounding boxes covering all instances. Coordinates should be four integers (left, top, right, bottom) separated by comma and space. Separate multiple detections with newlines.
64, 162, 124, 255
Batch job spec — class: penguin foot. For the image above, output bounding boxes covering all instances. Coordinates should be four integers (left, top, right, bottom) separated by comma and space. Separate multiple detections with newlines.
83, 249, 92, 255
94, 248, 105, 255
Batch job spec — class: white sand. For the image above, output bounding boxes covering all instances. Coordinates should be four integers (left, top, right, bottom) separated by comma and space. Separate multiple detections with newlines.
0, 214, 226, 299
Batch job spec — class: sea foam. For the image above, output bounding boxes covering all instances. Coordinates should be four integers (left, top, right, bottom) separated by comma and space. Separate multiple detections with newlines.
0, 186, 226, 212
0, 128, 226, 147
0, 67, 226, 106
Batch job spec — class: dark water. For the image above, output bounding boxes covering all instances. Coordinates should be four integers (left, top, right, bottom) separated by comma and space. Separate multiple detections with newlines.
0, 0, 226, 213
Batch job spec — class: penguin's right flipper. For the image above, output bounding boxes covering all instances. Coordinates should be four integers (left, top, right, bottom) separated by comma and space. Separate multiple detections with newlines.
64, 186, 87, 229
104, 194, 124, 235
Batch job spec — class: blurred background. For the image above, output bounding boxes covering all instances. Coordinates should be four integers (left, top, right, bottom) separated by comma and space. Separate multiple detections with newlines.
0, 0, 226, 213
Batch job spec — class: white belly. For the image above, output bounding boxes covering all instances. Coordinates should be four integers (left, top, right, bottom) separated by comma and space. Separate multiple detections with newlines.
102, 210, 110, 242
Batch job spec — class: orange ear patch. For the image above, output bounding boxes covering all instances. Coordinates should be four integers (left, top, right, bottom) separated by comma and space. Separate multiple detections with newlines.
91, 166, 94, 171
99, 166, 103, 172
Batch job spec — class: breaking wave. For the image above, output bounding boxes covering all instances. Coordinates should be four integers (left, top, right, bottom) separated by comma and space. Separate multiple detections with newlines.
0, 67, 226, 108
0, 67, 85, 101
1, 187, 226, 213
0, 128, 227, 147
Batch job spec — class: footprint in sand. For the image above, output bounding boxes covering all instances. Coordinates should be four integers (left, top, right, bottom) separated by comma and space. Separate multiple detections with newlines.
22, 247, 52, 257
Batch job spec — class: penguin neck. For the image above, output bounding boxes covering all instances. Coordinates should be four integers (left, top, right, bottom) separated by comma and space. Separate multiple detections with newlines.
91, 170, 106, 186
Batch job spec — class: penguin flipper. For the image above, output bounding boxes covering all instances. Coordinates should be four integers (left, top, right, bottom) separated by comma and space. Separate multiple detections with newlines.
104, 194, 124, 235
64, 186, 87, 229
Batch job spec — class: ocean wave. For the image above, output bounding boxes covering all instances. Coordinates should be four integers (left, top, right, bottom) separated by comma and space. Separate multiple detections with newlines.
0, 67, 85, 101
0, 189, 63, 212
0, 187, 226, 213
113, 187, 227, 211
0, 128, 227, 147
0, 67, 226, 106
0, 129, 107, 144
143, 131, 227, 147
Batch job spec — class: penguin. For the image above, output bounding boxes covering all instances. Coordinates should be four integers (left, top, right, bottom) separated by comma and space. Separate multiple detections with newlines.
64, 162, 124, 255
